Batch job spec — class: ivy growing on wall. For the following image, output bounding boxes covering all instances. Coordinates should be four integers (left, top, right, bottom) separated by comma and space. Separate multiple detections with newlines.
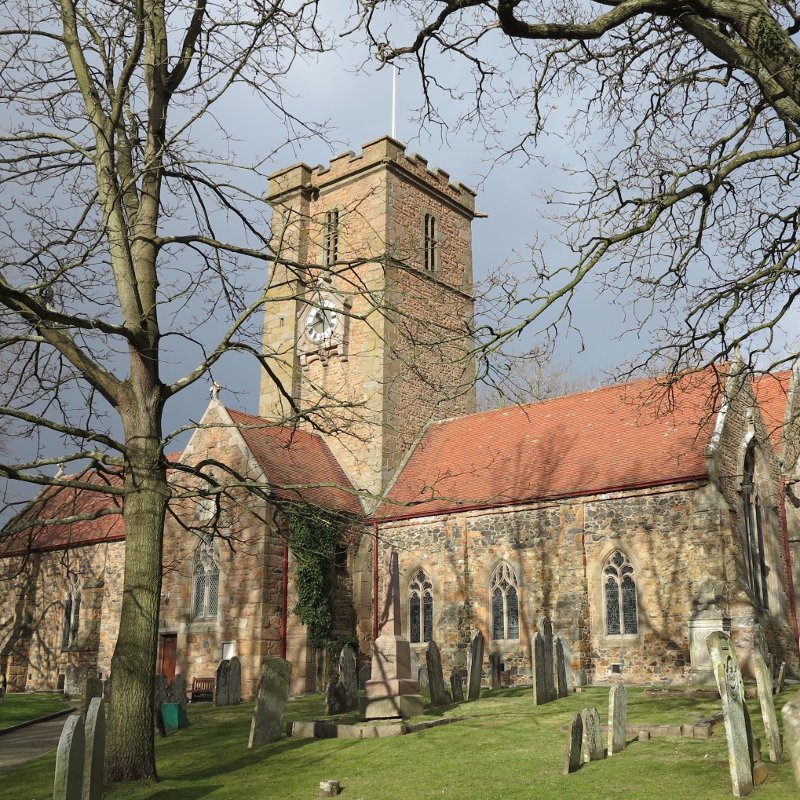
285, 507, 343, 649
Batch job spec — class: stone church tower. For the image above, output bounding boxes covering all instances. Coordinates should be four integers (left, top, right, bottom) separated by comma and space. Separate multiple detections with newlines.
259, 137, 478, 496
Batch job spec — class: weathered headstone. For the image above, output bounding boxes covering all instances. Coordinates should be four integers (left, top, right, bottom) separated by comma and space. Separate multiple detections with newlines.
776, 662, 786, 695
0, 672, 6, 704
581, 707, 605, 762
450, 668, 465, 702
215, 658, 232, 706
532, 632, 548, 705
358, 665, 371, 688
409, 648, 421, 688
540, 617, 556, 702
338, 645, 358, 712
554, 637, 569, 698
489, 652, 502, 689
229, 657, 242, 705
608, 684, 627, 755
563, 713, 583, 774
426, 640, 451, 706
362, 548, 423, 719
752, 646, 782, 763
707, 631, 754, 798
782, 698, 800, 789
249, 657, 292, 748
53, 714, 84, 800
80, 677, 103, 720
64, 666, 86, 699
82, 697, 105, 800
169, 674, 189, 708
466, 631, 484, 701
418, 665, 429, 691
325, 680, 347, 715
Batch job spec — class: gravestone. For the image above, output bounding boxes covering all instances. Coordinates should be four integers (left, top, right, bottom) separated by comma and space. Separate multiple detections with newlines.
339, 645, 358, 712
83, 697, 105, 800
450, 668, 465, 702
608, 684, 627, 755
554, 637, 569, 698
358, 665, 371, 689
466, 631, 484, 701
776, 662, 786, 695
53, 714, 84, 800
782, 698, 800, 789
418, 665, 429, 691
215, 659, 232, 706
426, 640, 451, 707
752, 646, 782, 763
325, 680, 347, 715
249, 657, 292, 748
581, 707, 605, 762
707, 631, 754, 798
80, 677, 103, 720
489, 652, 502, 689
532, 632, 548, 705
161, 702, 190, 734
0, 672, 6, 704
64, 665, 86, 699
229, 657, 242, 705
409, 648, 421, 688
153, 674, 169, 736
170, 674, 189, 708
563, 713, 583, 774
362, 548, 423, 719
540, 617, 556, 702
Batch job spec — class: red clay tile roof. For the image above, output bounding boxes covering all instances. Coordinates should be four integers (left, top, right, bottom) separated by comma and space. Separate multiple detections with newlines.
1, 469, 124, 556
226, 409, 362, 516
379, 368, 730, 519
753, 371, 792, 453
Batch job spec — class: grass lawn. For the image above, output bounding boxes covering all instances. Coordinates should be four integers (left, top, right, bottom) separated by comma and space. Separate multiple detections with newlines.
1, 687, 798, 799
0, 693, 71, 732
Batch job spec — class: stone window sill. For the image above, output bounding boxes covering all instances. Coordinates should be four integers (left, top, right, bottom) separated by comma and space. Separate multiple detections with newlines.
598, 634, 641, 647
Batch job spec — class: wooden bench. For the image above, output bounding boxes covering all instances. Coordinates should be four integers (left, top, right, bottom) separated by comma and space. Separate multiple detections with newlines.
190, 676, 214, 703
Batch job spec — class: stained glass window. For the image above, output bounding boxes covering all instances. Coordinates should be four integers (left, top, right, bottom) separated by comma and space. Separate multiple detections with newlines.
192, 536, 220, 618
409, 569, 433, 643
490, 562, 520, 640
603, 550, 637, 635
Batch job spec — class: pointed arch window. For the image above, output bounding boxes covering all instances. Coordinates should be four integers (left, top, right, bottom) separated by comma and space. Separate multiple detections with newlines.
409, 569, 433, 643
742, 442, 768, 608
604, 550, 638, 635
192, 537, 220, 619
61, 574, 81, 650
323, 209, 339, 266
491, 562, 520, 640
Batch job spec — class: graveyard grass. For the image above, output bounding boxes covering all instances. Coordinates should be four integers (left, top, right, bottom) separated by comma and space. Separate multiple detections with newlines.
2, 687, 799, 799
0, 693, 71, 731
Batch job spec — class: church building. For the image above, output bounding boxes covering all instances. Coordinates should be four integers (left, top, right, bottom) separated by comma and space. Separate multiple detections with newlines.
2, 137, 800, 698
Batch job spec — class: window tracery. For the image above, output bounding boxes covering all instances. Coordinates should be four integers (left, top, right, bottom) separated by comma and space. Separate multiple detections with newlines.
192, 536, 220, 619
408, 569, 433, 643
603, 550, 638, 635
491, 562, 520, 640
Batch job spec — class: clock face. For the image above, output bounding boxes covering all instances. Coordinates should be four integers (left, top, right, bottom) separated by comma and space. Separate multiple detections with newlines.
305, 300, 338, 343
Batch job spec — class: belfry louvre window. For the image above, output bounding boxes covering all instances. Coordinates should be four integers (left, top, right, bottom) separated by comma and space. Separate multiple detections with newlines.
603, 550, 638, 635
192, 537, 220, 618
409, 569, 433, 643
323, 209, 339, 266
491, 562, 520, 640
423, 213, 437, 271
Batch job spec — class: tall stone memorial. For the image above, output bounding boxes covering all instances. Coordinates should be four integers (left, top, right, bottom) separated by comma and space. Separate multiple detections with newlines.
229, 656, 242, 705
248, 658, 292, 748
608, 684, 627, 755
707, 631, 754, 798
554, 637, 569, 699
53, 714, 84, 800
540, 617, 556, 702
752, 644, 782, 763
581, 707, 605, 762
83, 697, 105, 800
563, 713, 583, 774
783, 698, 800, 789
362, 548, 423, 719
466, 630, 485, 701
215, 659, 232, 706
532, 632, 548, 705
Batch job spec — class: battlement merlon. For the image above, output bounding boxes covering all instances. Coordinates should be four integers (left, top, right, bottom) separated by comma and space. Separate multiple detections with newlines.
266, 136, 478, 217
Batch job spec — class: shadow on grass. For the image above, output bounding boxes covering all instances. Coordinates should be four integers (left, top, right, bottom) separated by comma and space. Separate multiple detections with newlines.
141, 787, 223, 800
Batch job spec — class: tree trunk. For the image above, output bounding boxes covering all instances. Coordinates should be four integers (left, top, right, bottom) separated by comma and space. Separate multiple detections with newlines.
105, 408, 168, 782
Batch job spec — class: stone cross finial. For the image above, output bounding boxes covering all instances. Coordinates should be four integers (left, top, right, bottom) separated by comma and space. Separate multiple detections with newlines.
379, 547, 401, 636
210, 381, 222, 401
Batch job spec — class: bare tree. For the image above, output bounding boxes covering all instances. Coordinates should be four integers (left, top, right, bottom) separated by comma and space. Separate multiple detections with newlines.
0, 0, 335, 781
363, 0, 800, 379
